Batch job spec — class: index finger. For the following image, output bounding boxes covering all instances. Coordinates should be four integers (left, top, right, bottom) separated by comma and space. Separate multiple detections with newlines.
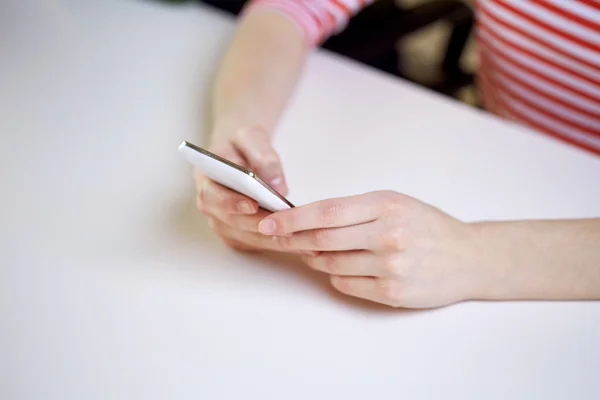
196, 177, 258, 215
258, 193, 381, 235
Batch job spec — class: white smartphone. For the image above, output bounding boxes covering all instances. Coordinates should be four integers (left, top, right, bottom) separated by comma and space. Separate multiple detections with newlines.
178, 141, 294, 212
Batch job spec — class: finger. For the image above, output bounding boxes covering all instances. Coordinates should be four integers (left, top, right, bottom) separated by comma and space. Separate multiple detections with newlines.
232, 126, 288, 195
221, 237, 261, 253
204, 205, 273, 233
209, 218, 291, 252
208, 218, 260, 252
301, 251, 381, 276
226, 209, 273, 232
258, 193, 382, 235
196, 178, 258, 215
275, 222, 379, 252
330, 276, 402, 308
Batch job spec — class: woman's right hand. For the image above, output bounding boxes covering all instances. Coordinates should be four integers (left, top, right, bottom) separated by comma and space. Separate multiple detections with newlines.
194, 126, 289, 252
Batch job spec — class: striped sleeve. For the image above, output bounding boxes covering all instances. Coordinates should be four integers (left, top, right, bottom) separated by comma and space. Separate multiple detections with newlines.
244, 0, 374, 46
476, 0, 600, 156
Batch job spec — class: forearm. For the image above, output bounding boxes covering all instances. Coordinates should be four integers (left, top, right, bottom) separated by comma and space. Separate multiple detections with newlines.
473, 219, 600, 300
211, 8, 308, 143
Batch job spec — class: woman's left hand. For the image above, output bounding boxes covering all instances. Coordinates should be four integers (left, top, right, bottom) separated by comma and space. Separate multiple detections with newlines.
258, 191, 484, 308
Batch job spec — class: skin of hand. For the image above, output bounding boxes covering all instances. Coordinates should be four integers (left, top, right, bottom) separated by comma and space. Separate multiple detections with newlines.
194, 126, 290, 252
251, 191, 600, 308
246, 190, 482, 308
195, 9, 307, 251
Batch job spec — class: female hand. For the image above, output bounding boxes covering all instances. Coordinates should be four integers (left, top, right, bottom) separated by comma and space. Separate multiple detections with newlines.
256, 191, 484, 308
194, 126, 289, 252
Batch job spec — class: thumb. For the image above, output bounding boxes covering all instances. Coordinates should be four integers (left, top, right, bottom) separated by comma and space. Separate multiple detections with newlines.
233, 127, 288, 195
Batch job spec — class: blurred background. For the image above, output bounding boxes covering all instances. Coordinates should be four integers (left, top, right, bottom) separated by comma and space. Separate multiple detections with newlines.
166, 0, 479, 107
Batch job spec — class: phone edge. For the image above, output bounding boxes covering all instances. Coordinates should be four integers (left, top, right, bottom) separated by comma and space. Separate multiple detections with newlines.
179, 141, 295, 209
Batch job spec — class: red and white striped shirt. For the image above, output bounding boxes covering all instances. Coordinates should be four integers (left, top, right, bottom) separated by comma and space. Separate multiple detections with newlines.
246, 0, 600, 156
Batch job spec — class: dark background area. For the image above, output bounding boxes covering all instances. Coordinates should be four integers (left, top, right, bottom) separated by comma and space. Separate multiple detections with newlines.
163, 0, 479, 104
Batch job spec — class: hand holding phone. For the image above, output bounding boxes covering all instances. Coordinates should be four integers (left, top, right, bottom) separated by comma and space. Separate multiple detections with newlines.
180, 128, 293, 252
179, 141, 293, 212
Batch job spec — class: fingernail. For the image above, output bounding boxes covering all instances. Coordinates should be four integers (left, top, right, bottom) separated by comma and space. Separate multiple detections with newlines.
269, 177, 286, 193
237, 200, 254, 214
258, 219, 276, 235
269, 176, 282, 187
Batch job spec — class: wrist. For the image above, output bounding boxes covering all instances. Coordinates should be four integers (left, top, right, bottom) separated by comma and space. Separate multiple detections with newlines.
467, 221, 547, 301
471, 219, 600, 301
464, 221, 513, 301
210, 116, 243, 144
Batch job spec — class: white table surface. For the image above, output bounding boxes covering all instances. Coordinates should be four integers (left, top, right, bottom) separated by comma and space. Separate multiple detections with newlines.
2, 1, 600, 399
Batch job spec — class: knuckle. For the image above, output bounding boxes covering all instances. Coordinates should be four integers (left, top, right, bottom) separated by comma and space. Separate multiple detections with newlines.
261, 150, 280, 166
214, 190, 239, 210
225, 198, 242, 213
382, 254, 404, 277
319, 255, 340, 274
274, 235, 292, 251
234, 127, 252, 142
310, 229, 330, 248
379, 227, 406, 251
379, 191, 406, 213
